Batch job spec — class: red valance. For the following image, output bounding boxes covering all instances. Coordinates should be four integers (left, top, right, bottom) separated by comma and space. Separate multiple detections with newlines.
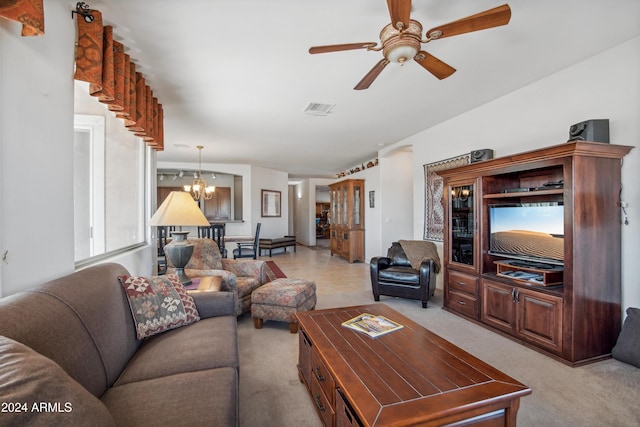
74, 9, 164, 151
0, 0, 44, 36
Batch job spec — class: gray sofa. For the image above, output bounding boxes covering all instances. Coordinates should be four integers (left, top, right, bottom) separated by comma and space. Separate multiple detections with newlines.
0, 263, 239, 426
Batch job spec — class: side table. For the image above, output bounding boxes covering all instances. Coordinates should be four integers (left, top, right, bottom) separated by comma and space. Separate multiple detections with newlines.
184, 276, 223, 292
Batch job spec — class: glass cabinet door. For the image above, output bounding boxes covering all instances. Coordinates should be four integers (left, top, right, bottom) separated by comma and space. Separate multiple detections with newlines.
341, 186, 348, 225
450, 184, 475, 266
352, 184, 361, 226
334, 188, 341, 226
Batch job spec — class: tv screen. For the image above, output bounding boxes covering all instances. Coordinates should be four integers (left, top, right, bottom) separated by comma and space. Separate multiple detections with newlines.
488, 203, 564, 265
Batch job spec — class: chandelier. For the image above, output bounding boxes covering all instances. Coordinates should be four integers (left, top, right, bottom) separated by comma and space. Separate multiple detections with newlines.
184, 145, 215, 200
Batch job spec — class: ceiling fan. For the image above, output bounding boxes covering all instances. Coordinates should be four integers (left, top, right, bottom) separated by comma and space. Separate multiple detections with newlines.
309, 1, 511, 90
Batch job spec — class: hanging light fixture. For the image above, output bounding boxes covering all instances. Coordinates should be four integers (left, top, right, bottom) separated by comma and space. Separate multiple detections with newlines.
183, 145, 215, 201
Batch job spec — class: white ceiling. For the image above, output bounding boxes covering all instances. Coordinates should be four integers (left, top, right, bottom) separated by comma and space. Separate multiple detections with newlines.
89, 0, 640, 178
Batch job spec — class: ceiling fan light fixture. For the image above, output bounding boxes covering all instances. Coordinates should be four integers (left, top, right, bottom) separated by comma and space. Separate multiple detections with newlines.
386, 45, 419, 63
380, 20, 422, 64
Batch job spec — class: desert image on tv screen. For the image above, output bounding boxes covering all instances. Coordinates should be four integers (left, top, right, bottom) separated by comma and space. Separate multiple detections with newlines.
490, 230, 563, 262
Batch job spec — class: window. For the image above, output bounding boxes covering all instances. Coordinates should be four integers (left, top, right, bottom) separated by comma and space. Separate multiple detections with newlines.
74, 81, 147, 264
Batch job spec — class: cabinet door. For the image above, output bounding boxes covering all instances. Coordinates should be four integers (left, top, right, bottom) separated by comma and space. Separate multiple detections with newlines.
157, 186, 182, 207
331, 187, 340, 226
352, 182, 363, 227
517, 289, 563, 353
341, 185, 348, 226
448, 181, 477, 270
482, 280, 516, 333
203, 187, 231, 220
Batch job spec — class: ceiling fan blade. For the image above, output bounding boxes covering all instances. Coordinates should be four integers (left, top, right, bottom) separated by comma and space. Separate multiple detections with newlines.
309, 43, 377, 54
387, 0, 412, 30
414, 51, 456, 80
354, 59, 390, 90
426, 4, 511, 40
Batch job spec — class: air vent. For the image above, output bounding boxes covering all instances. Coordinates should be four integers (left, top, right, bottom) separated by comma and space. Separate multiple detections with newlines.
304, 102, 335, 116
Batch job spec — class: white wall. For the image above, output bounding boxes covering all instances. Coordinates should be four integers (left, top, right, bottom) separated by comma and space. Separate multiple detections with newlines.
0, 2, 77, 296
316, 188, 330, 203
379, 148, 414, 251
0, 3, 155, 297
250, 166, 289, 240
384, 36, 640, 310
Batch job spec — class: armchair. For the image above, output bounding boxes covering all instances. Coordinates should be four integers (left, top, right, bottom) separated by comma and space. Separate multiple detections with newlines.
370, 241, 440, 308
166, 238, 266, 316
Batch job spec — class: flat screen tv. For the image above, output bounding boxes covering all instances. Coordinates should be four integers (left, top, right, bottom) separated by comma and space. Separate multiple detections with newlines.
488, 203, 564, 266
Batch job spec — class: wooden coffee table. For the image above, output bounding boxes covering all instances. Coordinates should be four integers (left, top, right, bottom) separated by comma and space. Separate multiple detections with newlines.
295, 304, 531, 427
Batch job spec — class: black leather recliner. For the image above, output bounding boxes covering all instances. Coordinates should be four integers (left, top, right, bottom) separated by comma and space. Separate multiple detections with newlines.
370, 242, 436, 308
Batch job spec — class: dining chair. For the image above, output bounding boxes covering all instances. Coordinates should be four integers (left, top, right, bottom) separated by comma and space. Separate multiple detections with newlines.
233, 223, 261, 259
198, 223, 227, 258
211, 223, 227, 258
157, 226, 174, 274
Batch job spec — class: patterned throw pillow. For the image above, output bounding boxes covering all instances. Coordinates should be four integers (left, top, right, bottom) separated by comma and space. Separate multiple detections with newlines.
118, 274, 200, 339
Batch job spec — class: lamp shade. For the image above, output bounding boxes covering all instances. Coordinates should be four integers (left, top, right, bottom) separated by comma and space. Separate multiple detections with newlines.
150, 191, 210, 226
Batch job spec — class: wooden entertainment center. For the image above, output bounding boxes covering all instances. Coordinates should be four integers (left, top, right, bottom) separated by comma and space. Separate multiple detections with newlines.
439, 141, 633, 366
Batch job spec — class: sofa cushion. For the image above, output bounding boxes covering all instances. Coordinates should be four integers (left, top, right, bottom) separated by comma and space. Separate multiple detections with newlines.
115, 316, 238, 386
378, 266, 420, 285
103, 368, 237, 427
119, 274, 200, 339
612, 307, 640, 368
0, 291, 110, 397
0, 335, 116, 427
33, 263, 139, 392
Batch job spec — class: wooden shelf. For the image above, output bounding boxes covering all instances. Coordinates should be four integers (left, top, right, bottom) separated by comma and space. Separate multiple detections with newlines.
484, 189, 563, 198
494, 260, 563, 286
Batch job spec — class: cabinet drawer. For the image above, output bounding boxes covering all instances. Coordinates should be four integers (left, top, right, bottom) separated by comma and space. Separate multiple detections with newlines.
448, 271, 479, 297
336, 389, 362, 427
311, 349, 335, 406
446, 290, 479, 319
311, 376, 335, 427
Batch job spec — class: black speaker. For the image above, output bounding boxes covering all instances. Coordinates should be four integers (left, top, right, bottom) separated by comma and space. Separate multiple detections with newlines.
470, 149, 494, 163
568, 119, 609, 143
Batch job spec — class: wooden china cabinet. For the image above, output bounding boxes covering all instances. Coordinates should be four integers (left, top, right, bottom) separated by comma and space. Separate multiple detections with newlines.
439, 141, 633, 366
329, 179, 364, 263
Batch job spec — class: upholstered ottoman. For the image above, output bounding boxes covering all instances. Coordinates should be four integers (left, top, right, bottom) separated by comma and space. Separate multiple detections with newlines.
251, 278, 316, 333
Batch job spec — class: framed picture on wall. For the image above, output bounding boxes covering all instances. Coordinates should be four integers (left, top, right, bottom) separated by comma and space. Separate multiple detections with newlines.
261, 189, 281, 217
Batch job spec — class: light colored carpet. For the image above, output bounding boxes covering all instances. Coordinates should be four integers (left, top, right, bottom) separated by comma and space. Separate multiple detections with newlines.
237, 250, 640, 427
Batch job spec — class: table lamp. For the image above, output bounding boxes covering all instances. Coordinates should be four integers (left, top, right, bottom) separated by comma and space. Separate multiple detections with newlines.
150, 191, 210, 285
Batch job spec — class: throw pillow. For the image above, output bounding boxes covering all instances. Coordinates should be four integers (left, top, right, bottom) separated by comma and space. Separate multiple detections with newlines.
118, 274, 200, 340
612, 307, 640, 368
0, 336, 116, 426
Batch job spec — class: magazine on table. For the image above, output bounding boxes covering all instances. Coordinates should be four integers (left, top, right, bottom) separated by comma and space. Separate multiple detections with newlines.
341, 313, 403, 338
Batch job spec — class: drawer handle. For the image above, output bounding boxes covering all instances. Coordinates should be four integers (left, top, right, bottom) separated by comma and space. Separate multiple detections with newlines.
456, 281, 466, 286
314, 366, 325, 382
457, 300, 466, 305
315, 394, 325, 412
